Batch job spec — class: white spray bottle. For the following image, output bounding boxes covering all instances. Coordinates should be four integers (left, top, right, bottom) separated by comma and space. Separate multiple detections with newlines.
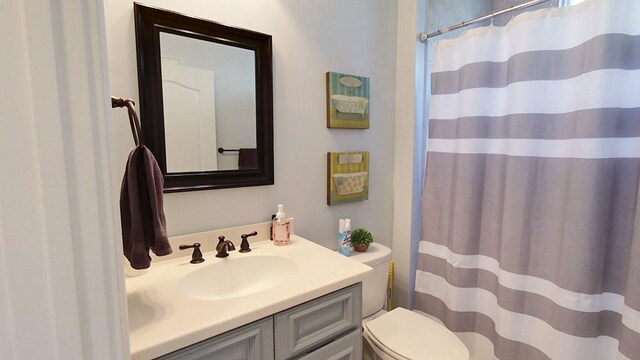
338, 219, 352, 256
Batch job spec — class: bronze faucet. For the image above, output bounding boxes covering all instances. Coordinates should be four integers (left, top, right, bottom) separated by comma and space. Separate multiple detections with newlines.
215, 236, 235, 258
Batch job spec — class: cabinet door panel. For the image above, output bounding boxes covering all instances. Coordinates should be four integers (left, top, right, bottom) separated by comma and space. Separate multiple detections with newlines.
156, 317, 274, 360
296, 328, 362, 360
274, 284, 362, 359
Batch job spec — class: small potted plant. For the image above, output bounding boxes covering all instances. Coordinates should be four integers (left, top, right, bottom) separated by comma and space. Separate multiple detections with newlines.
351, 228, 373, 252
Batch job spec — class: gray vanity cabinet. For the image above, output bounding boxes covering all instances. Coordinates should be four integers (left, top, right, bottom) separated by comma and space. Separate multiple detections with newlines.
155, 283, 361, 360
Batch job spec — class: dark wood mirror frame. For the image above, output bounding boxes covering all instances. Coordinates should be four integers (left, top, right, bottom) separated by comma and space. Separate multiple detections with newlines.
134, 4, 274, 192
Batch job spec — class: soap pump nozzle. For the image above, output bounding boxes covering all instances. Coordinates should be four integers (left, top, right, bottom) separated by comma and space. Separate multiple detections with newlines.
275, 204, 286, 221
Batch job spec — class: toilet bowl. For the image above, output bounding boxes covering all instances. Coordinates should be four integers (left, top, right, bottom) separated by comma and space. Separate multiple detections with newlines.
347, 243, 469, 360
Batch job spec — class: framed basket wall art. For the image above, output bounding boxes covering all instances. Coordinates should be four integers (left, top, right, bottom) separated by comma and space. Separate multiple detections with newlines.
327, 151, 369, 205
326, 72, 370, 129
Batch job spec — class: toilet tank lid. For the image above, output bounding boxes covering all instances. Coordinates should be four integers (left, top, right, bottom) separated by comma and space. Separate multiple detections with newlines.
349, 243, 391, 266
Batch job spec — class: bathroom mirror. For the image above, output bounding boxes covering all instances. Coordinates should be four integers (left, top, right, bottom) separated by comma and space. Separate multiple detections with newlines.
134, 4, 274, 192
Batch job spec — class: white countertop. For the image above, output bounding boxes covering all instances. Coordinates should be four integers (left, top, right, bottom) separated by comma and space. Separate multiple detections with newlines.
126, 235, 372, 359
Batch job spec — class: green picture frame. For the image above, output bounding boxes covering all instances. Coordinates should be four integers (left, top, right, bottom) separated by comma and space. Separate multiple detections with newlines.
326, 72, 370, 129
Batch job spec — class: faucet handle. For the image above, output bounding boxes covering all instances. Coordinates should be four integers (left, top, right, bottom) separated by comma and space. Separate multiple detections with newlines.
178, 243, 205, 264
239, 231, 258, 253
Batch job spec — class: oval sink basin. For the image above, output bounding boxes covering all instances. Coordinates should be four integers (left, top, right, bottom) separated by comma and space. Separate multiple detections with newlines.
178, 255, 298, 300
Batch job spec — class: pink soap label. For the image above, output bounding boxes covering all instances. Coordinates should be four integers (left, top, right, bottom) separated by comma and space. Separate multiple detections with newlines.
273, 220, 291, 246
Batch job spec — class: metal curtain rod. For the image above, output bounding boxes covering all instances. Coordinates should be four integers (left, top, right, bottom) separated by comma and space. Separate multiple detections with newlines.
420, 0, 550, 42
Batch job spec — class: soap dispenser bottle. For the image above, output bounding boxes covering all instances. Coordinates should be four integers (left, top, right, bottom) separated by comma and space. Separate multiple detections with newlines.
272, 204, 291, 246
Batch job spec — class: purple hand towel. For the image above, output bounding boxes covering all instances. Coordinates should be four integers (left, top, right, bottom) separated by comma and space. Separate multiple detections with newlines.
238, 148, 258, 169
120, 145, 172, 269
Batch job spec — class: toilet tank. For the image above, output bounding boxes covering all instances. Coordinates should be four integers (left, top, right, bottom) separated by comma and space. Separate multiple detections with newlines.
348, 243, 392, 317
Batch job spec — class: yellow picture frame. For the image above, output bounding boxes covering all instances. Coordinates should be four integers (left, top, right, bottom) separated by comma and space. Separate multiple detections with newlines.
327, 151, 369, 205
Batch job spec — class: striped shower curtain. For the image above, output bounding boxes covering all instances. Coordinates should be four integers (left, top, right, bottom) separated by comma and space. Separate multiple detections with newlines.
415, 0, 640, 359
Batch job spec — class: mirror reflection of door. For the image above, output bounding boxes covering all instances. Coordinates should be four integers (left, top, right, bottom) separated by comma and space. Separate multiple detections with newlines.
159, 31, 257, 173
161, 59, 217, 172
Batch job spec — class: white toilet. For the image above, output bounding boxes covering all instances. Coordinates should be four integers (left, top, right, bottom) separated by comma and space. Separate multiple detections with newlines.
348, 243, 470, 360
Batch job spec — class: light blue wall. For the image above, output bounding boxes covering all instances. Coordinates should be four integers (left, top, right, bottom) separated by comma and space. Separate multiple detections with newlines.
426, 0, 492, 40
491, 0, 560, 26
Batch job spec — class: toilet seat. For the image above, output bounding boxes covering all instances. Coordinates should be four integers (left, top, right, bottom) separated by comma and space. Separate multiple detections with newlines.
363, 308, 469, 360
363, 327, 409, 360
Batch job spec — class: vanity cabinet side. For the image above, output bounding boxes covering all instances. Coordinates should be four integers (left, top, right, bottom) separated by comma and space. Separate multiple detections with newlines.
155, 317, 274, 360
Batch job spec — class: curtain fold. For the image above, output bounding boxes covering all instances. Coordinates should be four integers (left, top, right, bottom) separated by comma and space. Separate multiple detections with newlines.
415, 1, 640, 359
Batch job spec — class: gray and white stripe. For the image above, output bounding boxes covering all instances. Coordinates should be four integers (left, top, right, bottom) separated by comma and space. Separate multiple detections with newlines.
432, 34, 640, 95
429, 108, 640, 140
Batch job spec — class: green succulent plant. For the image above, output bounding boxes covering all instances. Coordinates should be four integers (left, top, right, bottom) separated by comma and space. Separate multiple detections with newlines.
350, 228, 373, 245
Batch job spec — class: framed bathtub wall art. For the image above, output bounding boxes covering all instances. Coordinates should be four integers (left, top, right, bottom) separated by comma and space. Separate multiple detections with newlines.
326, 72, 370, 129
327, 151, 369, 205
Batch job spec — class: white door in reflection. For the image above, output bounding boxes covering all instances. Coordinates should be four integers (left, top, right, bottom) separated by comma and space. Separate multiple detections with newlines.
161, 59, 217, 172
